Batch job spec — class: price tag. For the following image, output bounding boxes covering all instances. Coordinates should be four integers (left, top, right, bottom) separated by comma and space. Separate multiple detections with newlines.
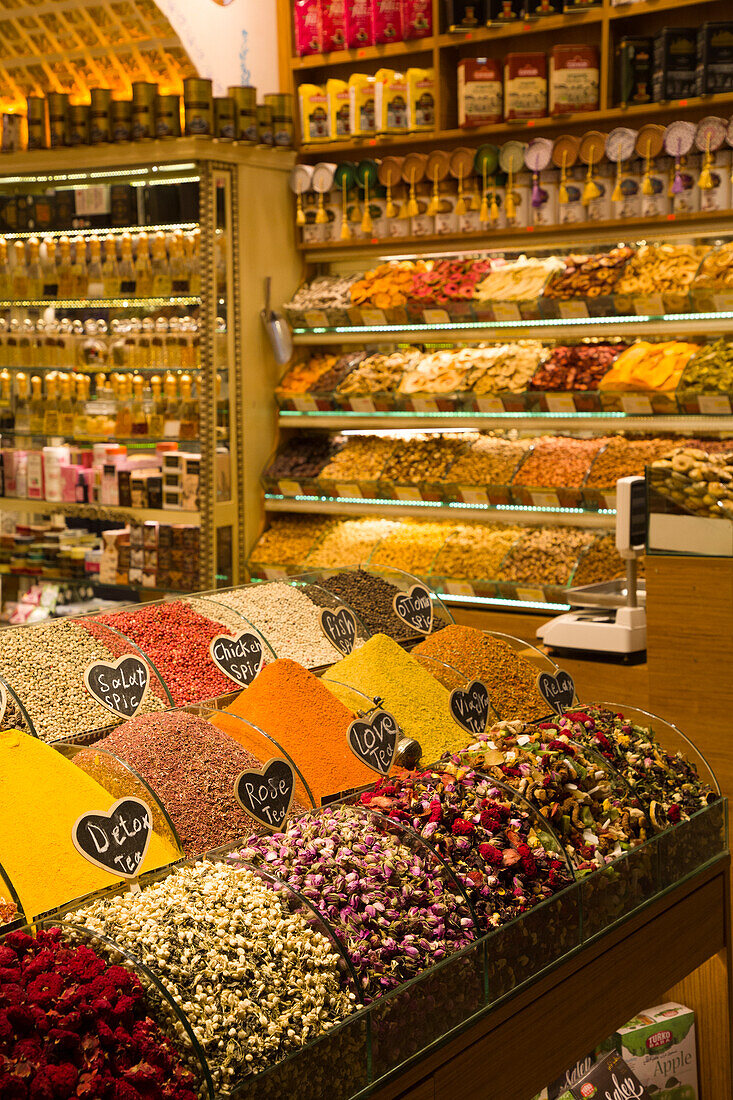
234, 759, 295, 831
621, 394, 653, 415
460, 487, 489, 506
263, 566, 287, 580
84, 656, 150, 719
350, 397, 375, 413
634, 294, 664, 316
210, 631, 264, 687
450, 680, 491, 736
412, 396, 439, 413
394, 485, 423, 501
304, 310, 328, 328
72, 797, 152, 879
537, 670, 575, 715
600, 492, 617, 510
347, 710, 399, 776
293, 395, 318, 413
516, 586, 546, 603
445, 579, 475, 597
492, 302, 521, 321
531, 491, 560, 508
319, 607, 358, 656
336, 481, 362, 498
75, 185, 111, 216
393, 584, 434, 633
698, 394, 732, 415
545, 393, 576, 413
359, 308, 387, 326
278, 480, 303, 496
713, 291, 733, 312
423, 309, 451, 324
558, 300, 589, 319
476, 396, 504, 413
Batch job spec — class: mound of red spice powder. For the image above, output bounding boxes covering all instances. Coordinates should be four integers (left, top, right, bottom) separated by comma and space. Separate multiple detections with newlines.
85, 601, 237, 704
0, 926, 199, 1100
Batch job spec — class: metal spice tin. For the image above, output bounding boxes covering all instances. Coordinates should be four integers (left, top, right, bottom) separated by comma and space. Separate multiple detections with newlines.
229, 85, 257, 142
183, 77, 213, 136
111, 99, 132, 143
26, 96, 46, 150
264, 93, 294, 147
89, 88, 112, 143
68, 104, 90, 146
131, 81, 157, 140
257, 104, 274, 146
155, 94, 181, 138
47, 92, 69, 148
214, 96, 235, 140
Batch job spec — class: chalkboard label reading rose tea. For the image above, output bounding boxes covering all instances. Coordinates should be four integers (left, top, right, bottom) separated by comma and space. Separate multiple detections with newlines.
537, 670, 576, 716
234, 758, 295, 831
392, 584, 434, 635
449, 680, 492, 736
319, 606, 358, 656
209, 632, 265, 687
72, 797, 153, 879
347, 710, 399, 776
84, 656, 150, 719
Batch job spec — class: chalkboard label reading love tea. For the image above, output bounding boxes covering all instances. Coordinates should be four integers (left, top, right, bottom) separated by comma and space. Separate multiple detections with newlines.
234, 759, 295, 831
347, 710, 399, 776
319, 607, 358, 657
209, 632, 264, 688
84, 656, 150, 719
392, 584, 433, 635
72, 797, 152, 879
537, 670, 576, 716
449, 680, 492, 736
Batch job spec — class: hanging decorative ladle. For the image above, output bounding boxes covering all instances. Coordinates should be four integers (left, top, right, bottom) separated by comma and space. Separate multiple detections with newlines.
401, 152, 427, 219
524, 137, 553, 211
606, 126, 637, 205
378, 155, 404, 219
333, 161, 356, 240
312, 161, 337, 227
551, 134, 580, 207
578, 129, 607, 205
449, 146, 476, 217
694, 116, 727, 192
355, 158, 379, 234
426, 149, 451, 216
635, 124, 665, 198
289, 163, 314, 227
474, 143, 500, 225
499, 139, 526, 222
663, 120, 695, 197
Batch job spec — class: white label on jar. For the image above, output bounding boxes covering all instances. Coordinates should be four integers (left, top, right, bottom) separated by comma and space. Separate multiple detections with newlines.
621, 394, 653, 415
350, 397, 375, 413
476, 396, 504, 413
388, 218, 410, 238
446, 579, 476, 597
412, 397, 439, 413
304, 310, 328, 328
294, 395, 318, 413
459, 210, 482, 233
634, 295, 664, 317
531, 491, 560, 508
278, 480, 303, 496
460, 487, 489, 506
336, 482, 363, 498
423, 309, 451, 325
435, 212, 460, 236
395, 485, 423, 501
545, 394, 576, 413
698, 395, 732, 415
516, 586, 546, 603
558, 300, 589, 319
461, 80, 502, 126
492, 302, 521, 321
360, 308, 387, 326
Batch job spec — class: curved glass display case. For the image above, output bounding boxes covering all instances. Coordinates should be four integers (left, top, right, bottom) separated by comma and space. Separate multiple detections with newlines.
0, 859, 24, 933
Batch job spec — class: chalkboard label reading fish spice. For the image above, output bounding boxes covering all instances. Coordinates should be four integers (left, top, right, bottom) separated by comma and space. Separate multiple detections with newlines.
234, 759, 295, 831
537, 670, 575, 716
347, 710, 399, 776
84, 656, 150, 719
319, 607, 358, 656
392, 585, 434, 635
449, 680, 492, 735
72, 797, 153, 879
209, 632, 264, 687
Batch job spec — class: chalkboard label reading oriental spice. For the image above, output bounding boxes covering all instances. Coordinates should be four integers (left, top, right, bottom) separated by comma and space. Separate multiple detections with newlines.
234, 759, 295, 831
347, 710, 399, 776
72, 797, 153, 879
449, 680, 492, 736
209, 632, 265, 687
84, 656, 150, 719
537, 670, 575, 716
319, 607, 358, 657
392, 585, 434, 635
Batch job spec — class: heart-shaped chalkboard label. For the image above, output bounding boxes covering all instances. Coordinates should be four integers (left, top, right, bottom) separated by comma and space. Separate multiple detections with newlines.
210, 631, 264, 687
0, 682, 6, 726
84, 656, 150, 719
392, 584, 433, 635
319, 607, 358, 657
537, 670, 576, 716
347, 710, 399, 776
235, 758, 295, 831
72, 797, 152, 879
450, 680, 491, 736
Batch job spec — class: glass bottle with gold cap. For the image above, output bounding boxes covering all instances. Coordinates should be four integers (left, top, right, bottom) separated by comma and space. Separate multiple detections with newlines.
43, 373, 60, 435
185, 230, 200, 296
0, 369, 14, 433
42, 237, 58, 297
27, 238, 43, 300
71, 239, 87, 299
57, 236, 74, 299
163, 373, 181, 438
134, 232, 154, 298
152, 232, 172, 297
12, 242, 28, 300
148, 374, 166, 437
131, 374, 148, 437
58, 373, 75, 436
0, 238, 11, 299
102, 234, 121, 298
115, 374, 133, 437
87, 235, 104, 298
179, 373, 199, 440
74, 374, 90, 439
169, 231, 188, 293
119, 233, 136, 294
14, 372, 30, 434
29, 375, 44, 434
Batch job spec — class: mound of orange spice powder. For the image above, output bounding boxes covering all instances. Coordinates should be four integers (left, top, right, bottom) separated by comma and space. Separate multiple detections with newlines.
211, 659, 377, 804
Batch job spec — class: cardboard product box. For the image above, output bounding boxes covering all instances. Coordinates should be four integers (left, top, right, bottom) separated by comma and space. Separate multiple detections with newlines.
26, 452, 45, 501
117, 469, 132, 508
130, 525, 145, 549
615, 1003, 698, 1098
172, 526, 187, 549
168, 570, 186, 591
128, 566, 143, 585
142, 569, 158, 588
163, 486, 184, 511
697, 22, 733, 95
143, 523, 159, 548
147, 475, 163, 510
183, 526, 200, 551
117, 546, 131, 570
157, 547, 173, 570
130, 548, 144, 570
158, 525, 173, 548
559, 1051, 651, 1099
181, 475, 200, 511
101, 463, 119, 506
616, 36, 653, 106
143, 549, 158, 570
653, 28, 696, 101
171, 548, 188, 570
130, 474, 148, 509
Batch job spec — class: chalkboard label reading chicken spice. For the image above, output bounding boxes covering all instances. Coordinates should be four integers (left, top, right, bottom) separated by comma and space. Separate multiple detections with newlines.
72, 797, 152, 879
84, 656, 150, 719
319, 607, 358, 657
234, 758, 295, 831
449, 680, 492, 736
392, 585, 434, 635
537, 670, 576, 716
209, 632, 264, 687
347, 710, 399, 776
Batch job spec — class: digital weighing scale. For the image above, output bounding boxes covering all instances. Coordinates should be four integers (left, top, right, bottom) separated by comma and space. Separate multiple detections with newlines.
537, 476, 647, 657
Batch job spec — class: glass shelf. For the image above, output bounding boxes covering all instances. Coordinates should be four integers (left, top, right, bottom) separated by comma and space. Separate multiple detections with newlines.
264, 492, 616, 520
0, 296, 201, 309
1, 222, 199, 241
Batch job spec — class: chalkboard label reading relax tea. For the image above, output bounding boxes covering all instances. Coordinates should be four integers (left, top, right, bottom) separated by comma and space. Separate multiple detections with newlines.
392, 585, 433, 635
72, 797, 152, 879
347, 710, 399, 776
449, 680, 491, 736
84, 656, 150, 719
234, 758, 295, 831
537, 670, 576, 716
210, 631, 264, 687
319, 607, 358, 657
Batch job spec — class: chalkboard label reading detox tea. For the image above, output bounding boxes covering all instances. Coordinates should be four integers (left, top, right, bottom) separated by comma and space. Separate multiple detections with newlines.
210, 631, 265, 687
234, 758, 295, 831
319, 607, 358, 656
84, 656, 150, 719
450, 680, 492, 736
347, 710, 399, 776
72, 797, 153, 879
392, 584, 434, 635
537, 670, 576, 716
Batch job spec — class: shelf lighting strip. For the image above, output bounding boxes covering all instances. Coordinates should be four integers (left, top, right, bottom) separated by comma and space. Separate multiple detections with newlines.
0, 296, 201, 309
2, 223, 199, 241
279, 409, 630, 420
264, 492, 616, 517
442, 592, 571, 612
0, 164, 198, 187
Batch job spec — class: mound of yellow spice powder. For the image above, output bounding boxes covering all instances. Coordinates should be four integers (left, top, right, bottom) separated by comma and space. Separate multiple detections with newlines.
322, 634, 472, 763
0, 730, 179, 919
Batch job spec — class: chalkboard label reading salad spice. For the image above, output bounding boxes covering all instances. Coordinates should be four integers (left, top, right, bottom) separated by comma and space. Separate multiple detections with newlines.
209, 631, 264, 687
84, 656, 150, 719
392, 585, 434, 635
72, 797, 153, 879
347, 710, 399, 776
537, 670, 576, 716
234, 758, 295, 831
449, 680, 492, 736
319, 607, 358, 657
